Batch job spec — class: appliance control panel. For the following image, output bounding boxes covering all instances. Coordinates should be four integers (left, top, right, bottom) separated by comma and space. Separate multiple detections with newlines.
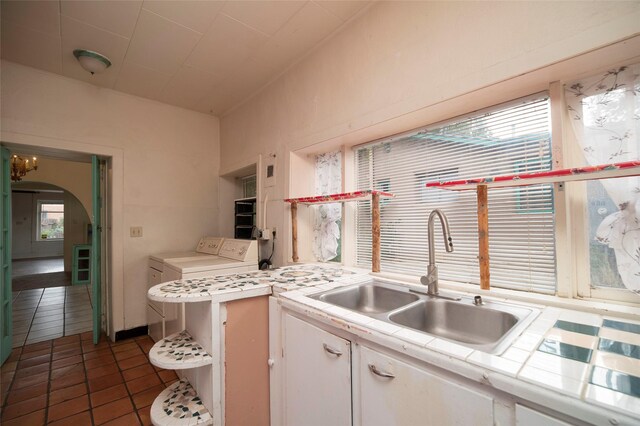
218, 239, 258, 262
196, 237, 224, 255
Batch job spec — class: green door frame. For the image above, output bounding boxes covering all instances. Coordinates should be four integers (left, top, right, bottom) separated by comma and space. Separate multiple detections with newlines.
1, 147, 12, 364
91, 156, 102, 344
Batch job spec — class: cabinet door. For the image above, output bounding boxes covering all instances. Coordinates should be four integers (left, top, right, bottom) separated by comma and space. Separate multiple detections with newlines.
284, 314, 351, 426
358, 345, 493, 426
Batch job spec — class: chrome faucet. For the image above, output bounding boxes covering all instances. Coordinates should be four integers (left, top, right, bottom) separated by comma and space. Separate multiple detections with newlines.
420, 209, 454, 296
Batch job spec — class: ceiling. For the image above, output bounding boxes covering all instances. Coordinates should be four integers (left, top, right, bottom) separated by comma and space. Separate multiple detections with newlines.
1, 1, 370, 116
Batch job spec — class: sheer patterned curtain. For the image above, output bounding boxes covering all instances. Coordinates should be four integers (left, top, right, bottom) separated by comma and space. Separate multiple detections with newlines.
565, 63, 640, 292
313, 151, 341, 262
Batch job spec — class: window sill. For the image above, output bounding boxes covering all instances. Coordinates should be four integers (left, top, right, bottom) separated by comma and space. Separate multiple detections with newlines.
371, 271, 640, 321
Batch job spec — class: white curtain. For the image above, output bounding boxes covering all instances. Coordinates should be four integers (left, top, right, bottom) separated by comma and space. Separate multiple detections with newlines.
313, 151, 342, 262
565, 64, 640, 293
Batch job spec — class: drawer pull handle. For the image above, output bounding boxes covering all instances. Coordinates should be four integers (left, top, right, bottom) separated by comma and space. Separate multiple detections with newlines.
369, 364, 395, 379
323, 343, 342, 357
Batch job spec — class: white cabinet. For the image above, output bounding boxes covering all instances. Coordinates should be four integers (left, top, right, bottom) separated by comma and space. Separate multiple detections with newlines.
358, 345, 494, 426
276, 312, 494, 426
283, 314, 352, 426
515, 404, 572, 426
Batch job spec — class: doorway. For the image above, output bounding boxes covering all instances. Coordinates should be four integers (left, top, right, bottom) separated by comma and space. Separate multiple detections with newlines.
11, 179, 93, 348
0, 146, 107, 364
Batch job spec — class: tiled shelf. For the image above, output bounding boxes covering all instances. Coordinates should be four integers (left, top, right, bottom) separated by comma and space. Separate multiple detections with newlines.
149, 330, 213, 370
424, 160, 640, 190
151, 379, 213, 426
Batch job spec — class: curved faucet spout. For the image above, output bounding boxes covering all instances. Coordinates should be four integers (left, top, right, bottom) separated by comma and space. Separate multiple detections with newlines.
422, 209, 454, 296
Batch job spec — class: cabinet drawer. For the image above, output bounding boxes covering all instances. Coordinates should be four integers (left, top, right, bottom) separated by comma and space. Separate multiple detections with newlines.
148, 268, 163, 286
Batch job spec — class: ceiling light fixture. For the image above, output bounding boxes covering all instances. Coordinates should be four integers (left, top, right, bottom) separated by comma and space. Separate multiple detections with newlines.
11, 155, 38, 182
73, 49, 112, 75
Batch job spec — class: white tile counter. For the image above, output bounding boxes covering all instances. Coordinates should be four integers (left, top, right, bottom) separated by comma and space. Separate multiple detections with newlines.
148, 263, 640, 426
276, 273, 640, 426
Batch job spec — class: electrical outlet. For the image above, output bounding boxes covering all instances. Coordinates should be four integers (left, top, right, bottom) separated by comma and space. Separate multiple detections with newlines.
130, 226, 143, 237
260, 228, 271, 240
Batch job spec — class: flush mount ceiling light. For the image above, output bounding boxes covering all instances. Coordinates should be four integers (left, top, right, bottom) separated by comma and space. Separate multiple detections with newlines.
73, 49, 111, 75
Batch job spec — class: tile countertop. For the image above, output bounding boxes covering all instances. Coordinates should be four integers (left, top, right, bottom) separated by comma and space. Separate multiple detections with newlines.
146, 263, 369, 303
277, 278, 640, 425
148, 264, 640, 425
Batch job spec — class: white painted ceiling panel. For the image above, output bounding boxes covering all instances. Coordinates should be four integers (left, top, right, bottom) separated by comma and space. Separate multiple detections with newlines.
314, 0, 370, 22
60, 0, 142, 39
221, 1, 306, 36
142, 0, 225, 34
0, 0, 371, 115
186, 13, 268, 77
160, 65, 222, 109
255, 1, 343, 75
1, 21, 62, 74
114, 60, 172, 100
0, 0, 60, 36
125, 9, 202, 75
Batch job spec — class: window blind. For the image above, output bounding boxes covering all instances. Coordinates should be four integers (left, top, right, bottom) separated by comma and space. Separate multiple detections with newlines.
355, 95, 556, 293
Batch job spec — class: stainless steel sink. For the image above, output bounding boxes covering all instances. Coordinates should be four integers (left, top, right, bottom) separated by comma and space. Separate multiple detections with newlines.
388, 298, 533, 353
313, 283, 419, 314
310, 279, 538, 354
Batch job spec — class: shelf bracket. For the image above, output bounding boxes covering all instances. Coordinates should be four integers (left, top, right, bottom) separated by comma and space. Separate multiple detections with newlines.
477, 185, 490, 290
291, 201, 299, 262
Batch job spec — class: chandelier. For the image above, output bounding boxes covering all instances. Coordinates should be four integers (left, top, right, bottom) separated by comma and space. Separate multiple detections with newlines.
11, 155, 38, 182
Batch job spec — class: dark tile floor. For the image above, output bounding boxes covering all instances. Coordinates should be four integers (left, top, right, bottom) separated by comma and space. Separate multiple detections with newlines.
0, 332, 176, 425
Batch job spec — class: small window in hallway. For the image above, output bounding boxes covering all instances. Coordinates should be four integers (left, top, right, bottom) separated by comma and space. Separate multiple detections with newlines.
38, 201, 64, 240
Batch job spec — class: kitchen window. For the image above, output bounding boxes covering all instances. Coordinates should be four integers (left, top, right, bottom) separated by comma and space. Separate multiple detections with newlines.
565, 63, 640, 299
37, 201, 64, 240
355, 95, 556, 293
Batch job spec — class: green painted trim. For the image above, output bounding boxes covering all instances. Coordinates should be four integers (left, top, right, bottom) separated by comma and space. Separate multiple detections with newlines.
1, 147, 13, 364
91, 156, 101, 345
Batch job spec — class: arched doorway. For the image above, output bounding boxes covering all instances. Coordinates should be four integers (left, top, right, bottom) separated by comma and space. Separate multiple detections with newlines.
11, 181, 93, 347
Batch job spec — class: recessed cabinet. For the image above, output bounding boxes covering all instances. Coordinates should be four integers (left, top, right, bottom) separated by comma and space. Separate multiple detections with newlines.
234, 197, 256, 239
358, 345, 494, 426
283, 314, 352, 426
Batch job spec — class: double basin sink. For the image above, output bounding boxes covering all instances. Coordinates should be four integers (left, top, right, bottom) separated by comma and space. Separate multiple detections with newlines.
311, 279, 538, 354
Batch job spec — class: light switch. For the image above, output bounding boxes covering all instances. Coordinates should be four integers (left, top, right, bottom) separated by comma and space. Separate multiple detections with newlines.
130, 226, 143, 237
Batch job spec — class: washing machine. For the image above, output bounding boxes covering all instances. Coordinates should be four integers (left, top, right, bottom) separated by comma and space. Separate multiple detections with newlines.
147, 236, 224, 342
148, 238, 258, 341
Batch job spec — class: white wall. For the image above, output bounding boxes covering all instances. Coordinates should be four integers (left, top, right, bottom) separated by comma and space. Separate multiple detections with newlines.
22, 158, 93, 219
219, 1, 640, 266
13, 158, 93, 270
1, 61, 220, 336
11, 191, 64, 259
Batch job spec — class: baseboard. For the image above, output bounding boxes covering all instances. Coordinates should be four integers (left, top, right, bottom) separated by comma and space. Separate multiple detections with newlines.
114, 325, 148, 341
